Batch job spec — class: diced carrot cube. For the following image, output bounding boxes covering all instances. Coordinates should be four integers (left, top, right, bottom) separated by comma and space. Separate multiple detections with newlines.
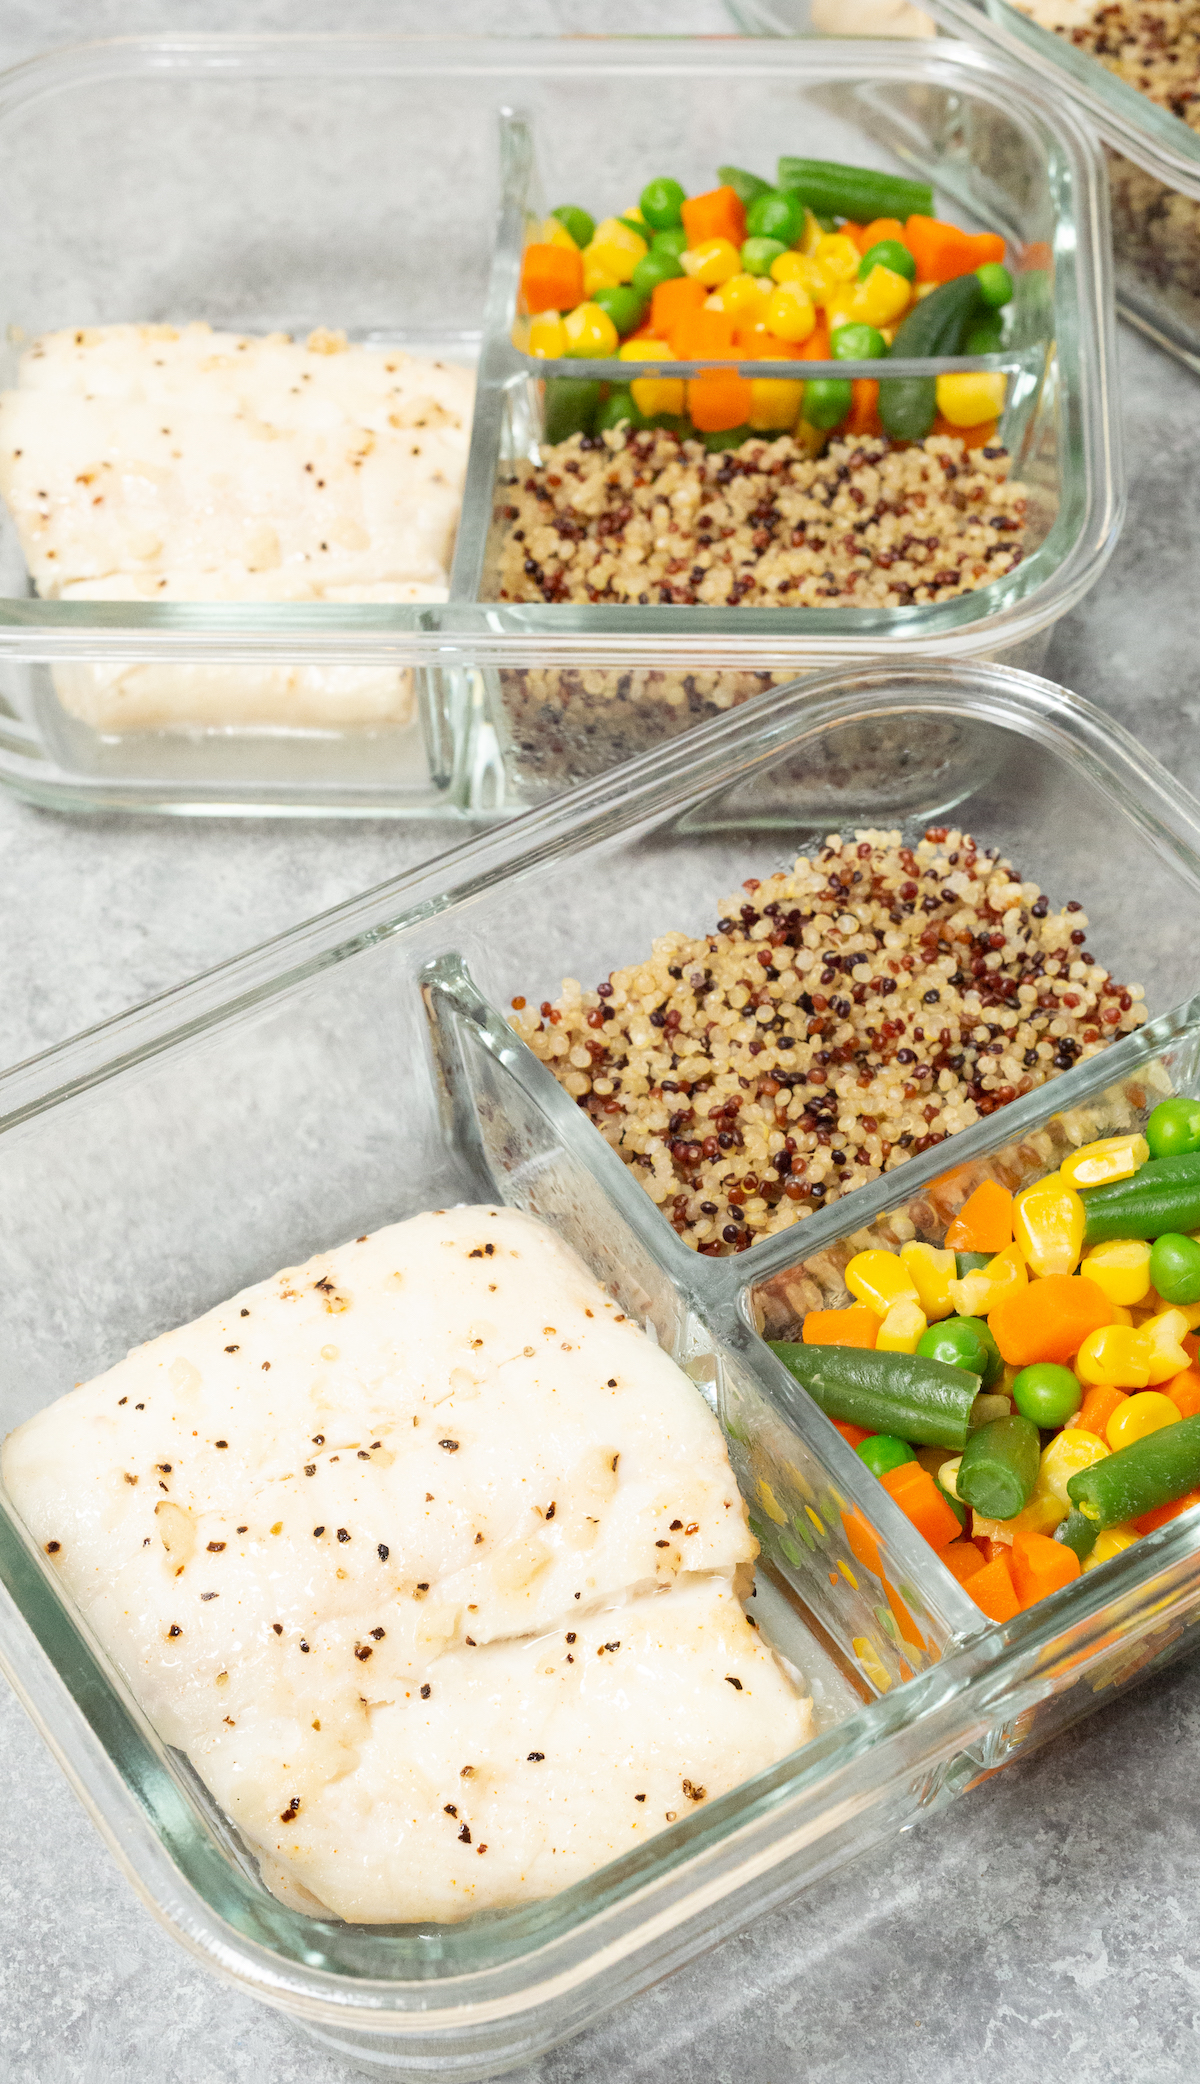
989, 1274, 1112, 1367
1165, 1366, 1200, 1419
650, 275, 706, 339
1135, 1489, 1200, 1536
688, 369, 754, 431
1077, 1382, 1128, 1439
671, 308, 737, 360
945, 1178, 1013, 1254
879, 1461, 962, 1551
969, 1552, 1021, 1622
847, 378, 881, 436
832, 1419, 872, 1448
680, 185, 747, 250
906, 215, 1004, 284
1009, 1528, 1080, 1609
857, 216, 907, 255
802, 1306, 879, 1349
797, 321, 832, 362
941, 1537, 987, 1584
519, 243, 584, 316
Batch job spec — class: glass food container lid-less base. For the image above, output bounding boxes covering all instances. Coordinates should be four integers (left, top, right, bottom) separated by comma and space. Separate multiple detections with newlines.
4, 659, 1200, 2076
0, 34, 1119, 815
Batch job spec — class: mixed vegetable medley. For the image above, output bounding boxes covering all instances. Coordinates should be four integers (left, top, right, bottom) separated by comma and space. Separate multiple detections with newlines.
772, 1097, 1200, 1623
515, 156, 1015, 450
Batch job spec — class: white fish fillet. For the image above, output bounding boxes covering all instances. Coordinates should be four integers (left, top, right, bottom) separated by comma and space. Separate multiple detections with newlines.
0, 322, 475, 730
2, 1207, 812, 1923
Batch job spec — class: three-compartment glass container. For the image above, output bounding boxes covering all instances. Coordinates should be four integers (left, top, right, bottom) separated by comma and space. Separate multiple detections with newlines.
731, 0, 1200, 379
0, 32, 1120, 815
5, 658, 1200, 2078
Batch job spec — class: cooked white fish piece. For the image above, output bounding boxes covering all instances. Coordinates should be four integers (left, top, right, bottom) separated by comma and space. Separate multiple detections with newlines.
197, 1577, 811, 1925
3, 1207, 810, 1919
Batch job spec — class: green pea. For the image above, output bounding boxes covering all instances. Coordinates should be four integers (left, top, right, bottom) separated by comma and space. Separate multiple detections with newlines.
639, 178, 687, 231
594, 386, 648, 434
550, 205, 594, 250
976, 261, 1014, 308
652, 227, 689, 261
1147, 1097, 1200, 1160
802, 377, 852, 431
964, 312, 1005, 356
831, 322, 888, 361
632, 250, 683, 302
741, 236, 788, 276
1150, 1232, 1200, 1305
858, 238, 916, 283
746, 189, 806, 247
591, 284, 646, 337
856, 1433, 917, 1480
917, 1315, 1003, 1389
702, 424, 754, 452
1011, 1362, 1082, 1429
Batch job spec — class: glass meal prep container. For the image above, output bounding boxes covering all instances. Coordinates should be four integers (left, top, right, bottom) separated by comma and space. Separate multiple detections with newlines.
731, 0, 1200, 380
0, 32, 1120, 817
5, 655, 1200, 2079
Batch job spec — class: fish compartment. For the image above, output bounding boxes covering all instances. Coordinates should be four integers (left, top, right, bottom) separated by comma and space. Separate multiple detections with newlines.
4, 657, 1200, 2076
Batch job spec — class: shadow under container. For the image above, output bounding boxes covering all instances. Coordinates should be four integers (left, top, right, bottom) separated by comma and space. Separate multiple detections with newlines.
734, 0, 1200, 378
0, 33, 1119, 816
5, 658, 1200, 2073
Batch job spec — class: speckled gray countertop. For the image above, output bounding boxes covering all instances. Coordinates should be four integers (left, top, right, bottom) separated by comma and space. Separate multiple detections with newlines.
5, 5, 1200, 2081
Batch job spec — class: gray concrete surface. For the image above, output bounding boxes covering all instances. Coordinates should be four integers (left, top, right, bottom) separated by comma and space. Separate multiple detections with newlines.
4, 4, 1200, 2081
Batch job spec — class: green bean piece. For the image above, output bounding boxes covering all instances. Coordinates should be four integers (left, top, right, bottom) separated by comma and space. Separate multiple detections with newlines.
964, 313, 1005, 356
956, 1414, 1041, 1521
769, 1341, 979, 1449
776, 157, 933, 225
702, 425, 755, 452
542, 377, 602, 444
1080, 1161, 1200, 1243
718, 164, 774, 207
803, 377, 853, 430
955, 1251, 993, 1277
550, 204, 594, 249
858, 238, 916, 283
1147, 1096, 1200, 1159
856, 1433, 917, 1479
878, 374, 936, 442
639, 178, 687, 231
1054, 1508, 1099, 1562
1067, 1412, 1200, 1529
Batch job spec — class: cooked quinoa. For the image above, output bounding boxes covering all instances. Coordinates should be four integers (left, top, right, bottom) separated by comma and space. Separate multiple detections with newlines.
1021, 0, 1200, 314
493, 429, 1026, 610
508, 825, 1147, 1257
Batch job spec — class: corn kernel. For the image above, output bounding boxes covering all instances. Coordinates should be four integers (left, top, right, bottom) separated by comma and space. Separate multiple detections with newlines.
1139, 1307, 1191, 1384
527, 310, 568, 359
813, 231, 861, 282
1014, 1173, 1085, 1277
825, 285, 870, 333
1107, 1390, 1182, 1452
1076, 1323, 1150, 1389
764, 281, 817, 344
1083, 1524, 1140, 1571
748, 376, 805, 430
562, 302, 620, 358
1108, 1302, 1135, 1327
949, 1240, 1027, 1319
799, 206, 824, 255
582, 258, 622, 297
1081, 1237, 1152, 1306
770, 251, 831, 299
900, 1241, 957, 1322
680, 237, 742, 287
876, 1297, 928, 1354
1038, 1428, 1109, 1508
713, 271, 769, 318
938, 1455, 963, 1501
844, 1248, 920, 1316
936, 371, 1008, 427
583, 217, 647, 285
541, 216, 579, 251
858, 263, 913, 326
1061, 1133, 1150, 1190
1008, 1489, 1068, 1537
619, 337, 684, 416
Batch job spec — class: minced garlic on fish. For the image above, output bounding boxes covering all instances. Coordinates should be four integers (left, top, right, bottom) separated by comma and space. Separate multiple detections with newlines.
0, 322, 474, 729
3, 1206, 811, 1924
